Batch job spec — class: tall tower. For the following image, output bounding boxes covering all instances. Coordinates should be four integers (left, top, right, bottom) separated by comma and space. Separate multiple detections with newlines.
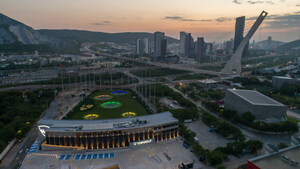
185, 33, 194, 58
136, 39, 144, 55
196, 37, 205, 62
233, 16, 245, 52
154, 32, 166, 61
180, 31, 187, 56
221, 11, 268, 76
143, 38, 151, 54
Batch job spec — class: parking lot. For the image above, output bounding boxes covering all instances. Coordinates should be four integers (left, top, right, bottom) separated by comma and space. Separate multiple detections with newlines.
20, 139, 206, 169
185, 119, 230, 150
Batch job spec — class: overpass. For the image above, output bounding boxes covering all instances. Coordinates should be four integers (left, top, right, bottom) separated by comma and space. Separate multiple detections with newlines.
87, 50, 221, 77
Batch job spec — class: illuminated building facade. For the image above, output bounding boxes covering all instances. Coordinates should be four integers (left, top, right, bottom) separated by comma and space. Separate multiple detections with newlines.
38, 112, 179, 151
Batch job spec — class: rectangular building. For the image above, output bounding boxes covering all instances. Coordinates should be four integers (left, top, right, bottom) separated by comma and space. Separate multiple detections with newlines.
136, 39, 144, 55
180, 31, 187, 56
185, 33, 194, 58
225, 89, 287, 120
233, 16, 245, 52
143, 38, 151, 54
247, 145, 300, 169
196, 37, 205, 62
154, 31, 166, 61
272, 76, 296, 89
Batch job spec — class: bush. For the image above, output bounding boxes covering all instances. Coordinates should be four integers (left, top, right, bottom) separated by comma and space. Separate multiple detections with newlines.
245, 140, 263, 153
251, 121, 298, 133
217, 165, 227, 169
220, 110, 299, 133
207, 150, 226, 166
278, 142, 288, 149
202, 112, 245, 141
179, 123, 206, 159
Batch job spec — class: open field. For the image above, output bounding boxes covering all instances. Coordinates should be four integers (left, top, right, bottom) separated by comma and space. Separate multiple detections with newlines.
64, 90, 149, 120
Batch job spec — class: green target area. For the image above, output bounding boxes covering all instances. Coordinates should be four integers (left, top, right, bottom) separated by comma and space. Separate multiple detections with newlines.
101, 102, 121, 109
65, 90, 149, 120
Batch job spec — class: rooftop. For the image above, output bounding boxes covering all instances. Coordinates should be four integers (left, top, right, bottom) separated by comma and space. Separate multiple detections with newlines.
249, 145, 300, 169
227, 89, 285, 106
198, 79, 218, 84
273, 76, 293, 80
38, 112, 178, 132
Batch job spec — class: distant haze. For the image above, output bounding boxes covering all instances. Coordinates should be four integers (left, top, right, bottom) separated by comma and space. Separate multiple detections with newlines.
0, 0, 300, 42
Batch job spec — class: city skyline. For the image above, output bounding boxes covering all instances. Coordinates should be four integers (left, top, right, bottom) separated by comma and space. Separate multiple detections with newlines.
0, 0, 300, 42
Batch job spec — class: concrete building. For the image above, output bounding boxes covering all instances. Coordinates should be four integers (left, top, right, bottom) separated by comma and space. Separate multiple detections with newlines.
136, 39, 144, 55
154, 31, 166, 61
272, 76, 296, 89
233, 16, 245, 52
136, 38, 151, 55
223, 39, 234, 54
225, 89, 287, 121
247, 145, 300, 169
38, 112, 179, 151
206, 43, 213, 56
143, 38, 151, 54
197, 79, 218, 89
196, 37, 205, 62
180, 31, 187, 56
161, 39, 167, 58
185, 33, 194, 58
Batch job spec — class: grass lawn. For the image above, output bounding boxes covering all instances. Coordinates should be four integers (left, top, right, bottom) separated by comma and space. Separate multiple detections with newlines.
287, 116, 300, 123
64, 90, 149, 120
269, 94, 300, 109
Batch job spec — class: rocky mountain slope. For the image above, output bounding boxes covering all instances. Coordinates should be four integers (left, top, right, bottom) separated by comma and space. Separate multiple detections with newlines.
0, 13, 71, 48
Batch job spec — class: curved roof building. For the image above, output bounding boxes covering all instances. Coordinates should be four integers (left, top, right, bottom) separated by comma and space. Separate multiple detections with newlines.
38, 112, 179, 151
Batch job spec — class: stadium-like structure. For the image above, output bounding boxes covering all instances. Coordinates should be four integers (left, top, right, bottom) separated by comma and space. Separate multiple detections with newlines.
38, 112, 179, 151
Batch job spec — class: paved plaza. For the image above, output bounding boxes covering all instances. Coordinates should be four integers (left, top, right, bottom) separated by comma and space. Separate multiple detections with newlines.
20, 139, 204, 169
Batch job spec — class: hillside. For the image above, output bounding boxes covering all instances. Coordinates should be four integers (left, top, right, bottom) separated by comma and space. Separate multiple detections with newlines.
0, 13, 70, 49
254, 39, 285, 50
0, 13, 179, 53
277, 39, 300, 51
38, 29, 179, 44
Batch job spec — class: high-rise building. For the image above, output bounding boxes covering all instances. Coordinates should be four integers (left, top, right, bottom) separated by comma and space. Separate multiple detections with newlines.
161, 39, 167, 57
143, 38, 151, 54
233, 16, 245, 52
180, 31, 187, 56
154, 32, 166, 61
206, 43, 213, 56
136, 39, 144, 55
185, 33, 194, 58
223, 39, 234, 53
233, 16, 249, 57
196, 37, 205, 62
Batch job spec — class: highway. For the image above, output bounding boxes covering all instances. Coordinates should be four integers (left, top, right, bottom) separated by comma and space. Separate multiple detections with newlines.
95, 52, 221, 76
80, 44, 221, 77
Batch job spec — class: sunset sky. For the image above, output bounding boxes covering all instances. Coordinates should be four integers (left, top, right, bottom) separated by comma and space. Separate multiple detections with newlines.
0, 0, 300, 42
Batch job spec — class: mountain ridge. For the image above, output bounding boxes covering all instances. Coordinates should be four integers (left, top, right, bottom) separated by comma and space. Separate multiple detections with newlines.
38, 29, 179, 44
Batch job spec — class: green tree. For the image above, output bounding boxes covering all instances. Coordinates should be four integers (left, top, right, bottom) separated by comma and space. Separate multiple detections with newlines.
207, 150, 226, 166
278, 142, 288, 149
245, 140, 263, 153
217, 165, 227, 169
